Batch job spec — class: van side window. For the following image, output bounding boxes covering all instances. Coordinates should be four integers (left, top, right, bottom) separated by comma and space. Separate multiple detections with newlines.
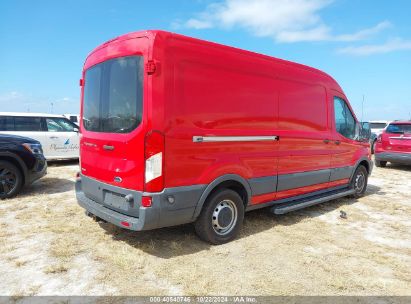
46, 118, 76, 132
14, 117, 42, 131
0, 116, 14, 131
334, 97, 357, 140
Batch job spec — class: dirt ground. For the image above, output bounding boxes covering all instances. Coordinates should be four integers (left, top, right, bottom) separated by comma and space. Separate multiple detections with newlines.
0, 159, 410, 296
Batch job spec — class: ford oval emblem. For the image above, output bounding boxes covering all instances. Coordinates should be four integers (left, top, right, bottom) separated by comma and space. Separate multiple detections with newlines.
114, 176, 122, 183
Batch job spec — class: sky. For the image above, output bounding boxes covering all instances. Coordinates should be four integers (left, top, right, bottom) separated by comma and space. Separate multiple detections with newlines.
0, 0, 410, 121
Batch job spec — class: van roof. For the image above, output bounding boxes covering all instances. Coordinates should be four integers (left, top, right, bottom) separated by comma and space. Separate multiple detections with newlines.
0, 112, 65, 118
86, 30, 343, 93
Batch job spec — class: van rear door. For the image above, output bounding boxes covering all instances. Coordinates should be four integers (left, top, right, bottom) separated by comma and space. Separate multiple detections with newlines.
80, 38, 148, 191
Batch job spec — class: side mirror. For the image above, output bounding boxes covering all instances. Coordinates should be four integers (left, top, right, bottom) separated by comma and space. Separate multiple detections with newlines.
74, 127, 79, 133
359, 122, 371, 142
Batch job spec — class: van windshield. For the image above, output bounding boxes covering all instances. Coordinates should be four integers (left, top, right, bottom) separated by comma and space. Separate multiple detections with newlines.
83, 56, 144, 133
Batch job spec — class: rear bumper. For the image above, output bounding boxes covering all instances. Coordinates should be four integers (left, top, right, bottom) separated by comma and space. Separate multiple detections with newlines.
375, 152, 411, 165
75, 175, 205, 231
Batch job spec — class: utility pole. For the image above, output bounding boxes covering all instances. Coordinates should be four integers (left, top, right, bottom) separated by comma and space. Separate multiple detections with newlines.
361, 95, 364, 122
51, 102, 54, 114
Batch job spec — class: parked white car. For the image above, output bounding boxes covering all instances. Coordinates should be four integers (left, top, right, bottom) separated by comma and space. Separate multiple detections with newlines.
63, 114, 80, 126
0, 112, 79, 160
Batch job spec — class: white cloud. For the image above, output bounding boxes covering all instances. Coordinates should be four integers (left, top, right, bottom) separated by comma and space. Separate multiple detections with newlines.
180, 0, 390, 43
335, 21, 392, 42
0, 91, 23, 102
338, 38, 411, 55
185, 18, 213, 29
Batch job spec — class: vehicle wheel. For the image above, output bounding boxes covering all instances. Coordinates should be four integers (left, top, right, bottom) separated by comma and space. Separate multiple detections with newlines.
350, 165, 368, 198
375, 160, 387, 168
194, 189, 244, 245
0, 161, 23, 199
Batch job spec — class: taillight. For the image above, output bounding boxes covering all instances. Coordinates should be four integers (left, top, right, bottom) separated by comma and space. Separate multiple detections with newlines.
120, 221, 130, 228
144, 131, 165, 192
141, 196, 153, 207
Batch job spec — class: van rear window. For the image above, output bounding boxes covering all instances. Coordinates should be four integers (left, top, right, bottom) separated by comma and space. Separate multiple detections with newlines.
83, 56, 144, 133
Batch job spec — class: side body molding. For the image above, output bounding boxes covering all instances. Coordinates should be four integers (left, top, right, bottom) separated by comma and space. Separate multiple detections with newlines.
350, 157, 373, 180
192, 174, 252, 219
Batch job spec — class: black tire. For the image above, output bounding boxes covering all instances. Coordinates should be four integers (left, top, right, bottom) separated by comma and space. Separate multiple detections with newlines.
375, 160, 387, 168
350, 165, 368, 198
0, 161, 23, 199
194, 189, 245, 245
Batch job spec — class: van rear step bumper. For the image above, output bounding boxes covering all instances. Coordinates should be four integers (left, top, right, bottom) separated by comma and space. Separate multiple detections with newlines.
271, 187, 355, 214
75, 175, 205, 231
76, 187, 146, 230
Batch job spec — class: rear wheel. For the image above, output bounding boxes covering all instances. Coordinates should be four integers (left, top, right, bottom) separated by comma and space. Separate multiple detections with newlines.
0, 161, 23, 199
195, 189, 244, 245
375, 160, 387, 167
350, 165, 368, 198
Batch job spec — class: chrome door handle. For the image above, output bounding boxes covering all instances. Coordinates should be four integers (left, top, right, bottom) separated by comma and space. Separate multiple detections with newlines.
103, 145, 115, 151
323, 139, 330, 144
335, 140, 341, 145
49, 136, 58, 139
84, 142, 97, 147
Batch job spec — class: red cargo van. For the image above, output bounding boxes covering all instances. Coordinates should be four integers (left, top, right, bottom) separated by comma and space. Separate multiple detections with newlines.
76, 30, 372, 244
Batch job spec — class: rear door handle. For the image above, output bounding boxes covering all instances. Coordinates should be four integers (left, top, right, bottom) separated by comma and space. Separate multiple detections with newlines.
323, 139, 330, 144
49, 136, 58, 139
103, 145, 115, 151
84, 142, 97, 147
335, 140, 341, 145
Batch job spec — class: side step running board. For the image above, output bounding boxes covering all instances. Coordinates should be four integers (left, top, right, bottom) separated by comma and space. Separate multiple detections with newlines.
271, 188, 355, 215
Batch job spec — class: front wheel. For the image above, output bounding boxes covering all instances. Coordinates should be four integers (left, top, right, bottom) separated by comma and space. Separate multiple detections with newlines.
0, 161, 23, 199
194, 189, 244, 245
350, 165, 368, 198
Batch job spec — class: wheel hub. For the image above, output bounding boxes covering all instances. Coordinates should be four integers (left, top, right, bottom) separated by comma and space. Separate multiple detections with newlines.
355, 172, 365, 192
218, 207, 233, 227
212, 200, 238, 236
0, 168, 16, 195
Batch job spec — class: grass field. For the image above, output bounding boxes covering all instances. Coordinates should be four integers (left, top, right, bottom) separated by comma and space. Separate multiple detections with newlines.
0, 160, 410, 296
